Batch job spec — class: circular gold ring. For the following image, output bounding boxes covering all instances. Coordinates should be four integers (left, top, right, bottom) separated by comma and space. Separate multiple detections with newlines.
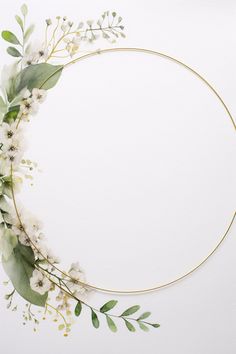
12, 47, 236, 294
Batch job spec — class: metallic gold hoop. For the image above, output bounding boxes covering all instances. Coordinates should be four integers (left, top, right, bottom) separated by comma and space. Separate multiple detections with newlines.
12, 47, 236, 294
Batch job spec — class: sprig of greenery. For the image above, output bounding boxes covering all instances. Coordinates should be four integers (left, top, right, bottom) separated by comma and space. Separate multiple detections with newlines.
1, 4, 34, 60
37, 265, 160, 334
75, 300, 160, 333
45, 11, 125, 61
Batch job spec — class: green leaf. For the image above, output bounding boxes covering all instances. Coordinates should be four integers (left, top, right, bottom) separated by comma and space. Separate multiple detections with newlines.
24, 24, 35, 42
18, 243, 35, 265
100, 300, 118, 313
137, 312, 151, 321
138, 322, 149, 332
91, 309, 100, 329
150, 323, 160, 328
3, 106, 20, 123
106, 315, 117, 332
16, 63, 63, 93
7, 47, 22, 57
124, 320, 136, 332
121, 305, 140, 317
2, 244, 48, 307
2, 31, 20, 45
0, 228, 18, 260
0, 196, 11, 213
0, 96, 7, 113
74, 301, 82, 317
58, 324, 65, 331
21, 4, 28, 16
15, 15, 24, 31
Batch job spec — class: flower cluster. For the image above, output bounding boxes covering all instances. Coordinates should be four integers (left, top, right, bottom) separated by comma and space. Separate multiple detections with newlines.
19, 88, 47, 119
0, 121, 24, 172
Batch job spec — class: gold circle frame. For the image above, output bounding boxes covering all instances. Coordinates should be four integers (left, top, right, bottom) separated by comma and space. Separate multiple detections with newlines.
11, 48, 236, 295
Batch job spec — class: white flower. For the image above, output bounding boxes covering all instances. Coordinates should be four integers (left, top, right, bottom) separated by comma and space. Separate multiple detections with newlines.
33, 242, 48, 260
30, 269, 51, 295
31, 88, 47, 103
64, 35, 80, 57
0, 122, 22, 144
20, 97, 39, 116
45, 248, 60, 264
26, 215, 43, 234
34, 244, 60, 265
18, 232, 32, 246
22, 89, 31, 99
66, 262, 86, 294
11, 209, 43, 246
61, 20, 72, 33
0, 124, 26, 172
2, 137, 26, 157
22, 44, 48, 67
4, 150, 23, 171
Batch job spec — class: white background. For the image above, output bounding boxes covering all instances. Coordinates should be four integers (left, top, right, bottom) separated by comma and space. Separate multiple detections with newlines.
0, 0, 236, 353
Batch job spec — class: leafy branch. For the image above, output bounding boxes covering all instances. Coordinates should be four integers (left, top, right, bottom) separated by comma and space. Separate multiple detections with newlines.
46, 11, 125, 61
76, 300, 160, 333
1, 4, 34, 60
37, 264, 160, 333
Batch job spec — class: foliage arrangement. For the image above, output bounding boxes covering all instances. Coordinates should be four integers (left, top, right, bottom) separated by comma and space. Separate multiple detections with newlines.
0, 4, 160, 335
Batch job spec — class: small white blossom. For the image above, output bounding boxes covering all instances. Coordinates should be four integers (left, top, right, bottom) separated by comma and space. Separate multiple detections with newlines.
66, 262, 86, 295
18, 232, 32, 246
0, 122, 22, 145
4, 150, 24, 171
45, 248, 60, 264
64, 34, 80, 57
22, 44, 48, 67
32, 88, 47, 103
20, 97, 39, 116
2, 137, 26, 157
30, 269, 51, 295
33, 242, 48, 260
11, 209, 42, 246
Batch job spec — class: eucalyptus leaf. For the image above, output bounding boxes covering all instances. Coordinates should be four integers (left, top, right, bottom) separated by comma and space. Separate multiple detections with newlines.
121, 305, 140, 317
24, 24, 35, 42
2, 31, 20, 45
0, 196, 11, 213
125, 320, 136, 332
74, 301, 82, 317
7, 47, 22, 57
137, 312, 151, 321
9, 89, 26, 106
106, 315, 117, 332
91, 309, 100, 328
15, 15, 24, 31
2, 244, 48, 307
0, 96, 7, 113
16, 63, 63, 93
138, 322, 149, 332
21, 4, 28, 16
100, 300, 118, 313
0, 228, 18, 260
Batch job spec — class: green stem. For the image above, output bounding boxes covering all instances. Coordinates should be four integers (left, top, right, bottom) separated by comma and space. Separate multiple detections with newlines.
46, 303, 68, 326
36, 264, 154, 327
46, 25, 122, 61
